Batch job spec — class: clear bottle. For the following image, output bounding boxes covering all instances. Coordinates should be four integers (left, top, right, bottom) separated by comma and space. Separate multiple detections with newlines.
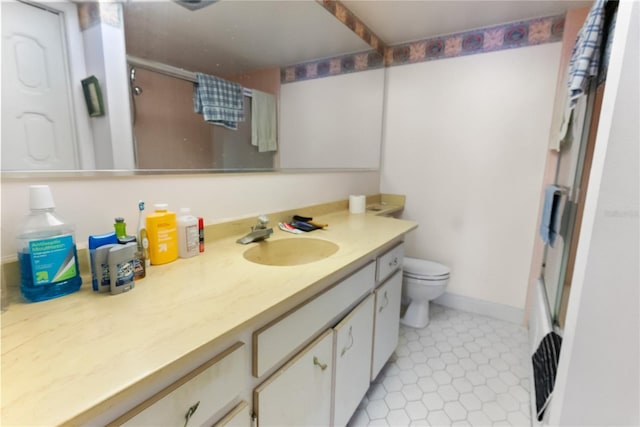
17, 185, 82, 302
177, 208, 199, 258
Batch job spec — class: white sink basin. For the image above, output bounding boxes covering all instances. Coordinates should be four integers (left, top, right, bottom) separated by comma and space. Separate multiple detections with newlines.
243, 238, 339, 266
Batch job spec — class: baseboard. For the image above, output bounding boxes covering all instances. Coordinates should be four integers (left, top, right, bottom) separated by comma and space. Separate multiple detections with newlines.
433, 291, 525, 325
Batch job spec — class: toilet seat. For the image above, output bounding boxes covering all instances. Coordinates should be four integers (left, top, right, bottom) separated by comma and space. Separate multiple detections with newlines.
403, 257, 450, 281
404, 274, 449, 282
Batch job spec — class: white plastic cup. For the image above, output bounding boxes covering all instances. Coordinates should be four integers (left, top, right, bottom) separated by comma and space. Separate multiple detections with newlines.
349, 195, 366, 214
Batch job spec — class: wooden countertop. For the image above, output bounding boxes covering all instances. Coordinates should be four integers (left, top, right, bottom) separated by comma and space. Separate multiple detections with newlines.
1, 209, 416, 426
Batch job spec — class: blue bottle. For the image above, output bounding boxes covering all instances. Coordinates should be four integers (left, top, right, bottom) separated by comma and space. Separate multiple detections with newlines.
17, 185, 82, 302
88, 232, 118, 292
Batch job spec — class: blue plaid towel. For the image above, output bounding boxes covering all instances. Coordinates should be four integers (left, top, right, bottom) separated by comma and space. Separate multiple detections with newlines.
567, 0, 606, 107
194, 73, 245, 130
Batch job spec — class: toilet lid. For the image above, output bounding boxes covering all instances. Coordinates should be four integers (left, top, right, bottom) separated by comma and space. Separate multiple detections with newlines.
403, 257, 450, 279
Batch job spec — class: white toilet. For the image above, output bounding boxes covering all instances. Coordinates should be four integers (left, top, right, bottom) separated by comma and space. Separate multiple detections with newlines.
400, 257, 450, 328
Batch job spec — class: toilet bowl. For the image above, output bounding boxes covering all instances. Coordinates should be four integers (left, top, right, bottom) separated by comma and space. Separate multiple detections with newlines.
400, 257, 450, 328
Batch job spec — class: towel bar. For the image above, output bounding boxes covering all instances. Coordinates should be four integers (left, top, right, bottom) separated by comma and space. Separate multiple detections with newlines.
127, 55, 253, 97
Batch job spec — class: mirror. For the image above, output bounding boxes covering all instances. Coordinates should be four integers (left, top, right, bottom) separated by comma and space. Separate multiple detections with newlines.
1, 0, 385, 173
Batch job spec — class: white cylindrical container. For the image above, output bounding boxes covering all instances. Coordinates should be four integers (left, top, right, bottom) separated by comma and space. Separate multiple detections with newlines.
349, 195, 366, 214
177, 208, 199, 258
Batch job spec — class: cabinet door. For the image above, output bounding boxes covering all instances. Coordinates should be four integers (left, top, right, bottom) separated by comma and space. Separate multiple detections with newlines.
213, 401, 251, 427
332, 295, 374, 427
371, 270, 402, 380
254, 330, 333, 427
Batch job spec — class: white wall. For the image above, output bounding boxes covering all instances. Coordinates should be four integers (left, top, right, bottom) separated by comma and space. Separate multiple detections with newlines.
58, 1, 96, 170
81, 11, 134, 170
550, 2, 639, 424
381, 43, 561, 311
279, 69, 384, 169
0, 171, 379, 259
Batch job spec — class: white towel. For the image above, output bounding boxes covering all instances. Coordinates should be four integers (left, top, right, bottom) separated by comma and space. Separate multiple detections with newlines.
251, 90, 277, 152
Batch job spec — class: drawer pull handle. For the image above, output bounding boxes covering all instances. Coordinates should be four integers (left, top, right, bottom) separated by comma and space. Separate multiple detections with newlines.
389, 257, 399, 268
184, 401, 200, 427
313, 356, 328, 371
379, 291, 389, 313
341, 326, 354, 357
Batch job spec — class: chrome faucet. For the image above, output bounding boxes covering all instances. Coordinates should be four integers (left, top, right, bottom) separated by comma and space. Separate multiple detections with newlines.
236, 215, 274, 244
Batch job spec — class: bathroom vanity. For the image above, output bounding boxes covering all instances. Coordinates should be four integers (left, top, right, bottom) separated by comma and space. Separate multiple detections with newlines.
1, 206, 416, 426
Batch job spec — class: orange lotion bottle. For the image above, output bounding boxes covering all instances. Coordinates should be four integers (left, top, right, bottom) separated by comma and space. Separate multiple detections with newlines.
146, 204, 178, 265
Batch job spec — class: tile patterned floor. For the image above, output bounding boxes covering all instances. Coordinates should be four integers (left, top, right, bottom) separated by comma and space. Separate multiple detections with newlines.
348, 304, 532, 427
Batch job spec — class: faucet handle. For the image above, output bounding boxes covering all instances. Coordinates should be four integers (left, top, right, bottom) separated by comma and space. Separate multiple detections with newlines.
257, 214, 269, 228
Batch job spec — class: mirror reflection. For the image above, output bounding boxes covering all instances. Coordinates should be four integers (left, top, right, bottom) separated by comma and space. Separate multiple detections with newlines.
1, 0, 385, 173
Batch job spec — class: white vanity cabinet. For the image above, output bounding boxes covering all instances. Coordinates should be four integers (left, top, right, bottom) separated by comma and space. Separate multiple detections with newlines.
252, 263, 375, 378
371, 269, 403, 381
252, 263, 375, 427
253, 330, 334, 427
108, 342, 246, 427
254, 243, 405, 427
108, 242, 405, 427
332, 295, 375, 427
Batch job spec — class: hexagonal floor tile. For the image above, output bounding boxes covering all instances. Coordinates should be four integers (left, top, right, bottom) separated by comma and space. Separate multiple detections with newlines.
384, 391, 407, 410
401, 384, 423, 402
366, 399, 389, 420
386, 409, 411, 426
467, 409, 493, 426
451, 377, 473, 394
459, 392, 482, 411
437, 384, 460, 402
417, 376, 438, 393
432, 369, 453, 385
382, 375, 403, 393
483, 401, 507, 422
443, 401, 468, 422
405, 400, 428, 420
422, 392, 445, 411
354, 304, 531, 426
427, 410, 451, 426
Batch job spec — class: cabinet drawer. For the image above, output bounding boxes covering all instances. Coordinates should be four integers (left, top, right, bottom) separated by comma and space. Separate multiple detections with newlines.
254, 330, 333, 427
371, 270, 403, 380
376, 243, 404, 284
332, 294, 375, 427
253, 262, 375, 377
109, 342, 246, 426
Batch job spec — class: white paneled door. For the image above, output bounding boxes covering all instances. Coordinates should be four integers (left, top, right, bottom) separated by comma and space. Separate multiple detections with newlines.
2, 1, 79, 170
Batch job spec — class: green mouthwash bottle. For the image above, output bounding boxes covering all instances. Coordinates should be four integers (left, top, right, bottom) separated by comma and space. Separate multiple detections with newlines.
17, 185, 82, 302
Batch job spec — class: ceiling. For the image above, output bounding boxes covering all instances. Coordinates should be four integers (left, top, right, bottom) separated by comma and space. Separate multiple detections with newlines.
344, 0, 594, 46
123, 1, 371, 76
123, 0, 594, 77
343, 0, 593, 45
